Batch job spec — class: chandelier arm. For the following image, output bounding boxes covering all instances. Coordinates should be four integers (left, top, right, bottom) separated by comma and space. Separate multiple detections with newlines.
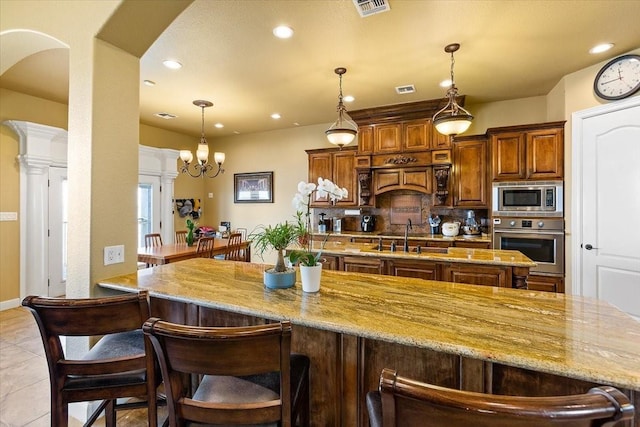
180, 162, 204, 178
203, 163, 224, 179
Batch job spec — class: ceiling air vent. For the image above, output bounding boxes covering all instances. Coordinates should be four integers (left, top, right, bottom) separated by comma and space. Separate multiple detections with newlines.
395, 84, 415, 95
352, 0, 390, 17
154, 112, 177, 120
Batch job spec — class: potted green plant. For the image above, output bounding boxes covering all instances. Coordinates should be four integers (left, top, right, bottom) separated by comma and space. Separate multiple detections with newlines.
249, 221, 300, 289
185, 219, 197, 246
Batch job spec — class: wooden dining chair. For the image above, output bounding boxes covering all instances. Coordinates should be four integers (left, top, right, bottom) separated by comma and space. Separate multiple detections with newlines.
225, 231, 245, 261
143, 319, 310, 427
196, 236, 215, 258
145, 233, 163, 247
366, 368, 634, 427
22, 291, 162, 427
175, 230, 187, 244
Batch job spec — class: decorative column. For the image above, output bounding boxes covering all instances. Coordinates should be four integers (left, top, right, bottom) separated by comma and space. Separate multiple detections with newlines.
5, 120, 68, 298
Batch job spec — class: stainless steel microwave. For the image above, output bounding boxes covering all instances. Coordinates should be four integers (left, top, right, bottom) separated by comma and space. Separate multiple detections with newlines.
492, 181, 563, 217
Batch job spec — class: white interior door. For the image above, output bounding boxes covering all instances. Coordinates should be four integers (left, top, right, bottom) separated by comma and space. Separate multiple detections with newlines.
138, 175, 161, 247
573, 97, 640, 319
48, 167, 67, 297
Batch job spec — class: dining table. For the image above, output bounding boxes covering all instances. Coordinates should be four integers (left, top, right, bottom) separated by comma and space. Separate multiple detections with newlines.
137, 239, 251, 265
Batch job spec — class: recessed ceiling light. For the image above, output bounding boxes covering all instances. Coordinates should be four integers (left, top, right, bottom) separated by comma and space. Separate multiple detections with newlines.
143, 79, 156, 86
273, 25, 294, 39
154, 112, 177, 120
233, 131, 241, 135
271, 113, 281, 119
343, 95, 355, 102
162, 60, 182, 69
439, 79, 452, 88
589, 43, 614, 54
214, 123, 224, 128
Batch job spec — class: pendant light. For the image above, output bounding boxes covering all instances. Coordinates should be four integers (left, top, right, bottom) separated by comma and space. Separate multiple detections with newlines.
433, 43, 474, 136
179, 100, 225, 178
325, 67, 358, 148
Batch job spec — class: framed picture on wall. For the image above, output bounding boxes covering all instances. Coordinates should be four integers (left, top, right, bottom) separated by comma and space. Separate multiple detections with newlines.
234, 171, 273, 203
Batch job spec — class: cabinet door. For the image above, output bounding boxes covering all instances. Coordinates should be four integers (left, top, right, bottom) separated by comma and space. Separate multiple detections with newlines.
374, 123, 402, 153
491, 132, 526, 180
373, 168, 431, 194
341, 256, 384, 274
440, 264, 511, 287
358, 125, 374, 154
527, 274, 564, 293
453, 138, 488, 207
319, 255, 340, 271
308, 152, 332, 205
333, 151, 357, 205
387, 259, 437, 281
426, 240, 452, 248
526, 128, 564, 179
431, 127, 451, 149
403, 119, 431, 152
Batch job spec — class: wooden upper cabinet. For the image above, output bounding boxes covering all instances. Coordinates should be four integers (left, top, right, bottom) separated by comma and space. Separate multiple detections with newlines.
526, 128, 564, 179
431, 128, 451, 149
307, 147, 357, 207
332, 150, 357, 205
452, 136, 488, 208
490, 122, 564, 181
373, 167, 432, 195
403, 119, 431, 152
374, 123, 402, 153
358, 125, 374, 154
491, 132, 526, 180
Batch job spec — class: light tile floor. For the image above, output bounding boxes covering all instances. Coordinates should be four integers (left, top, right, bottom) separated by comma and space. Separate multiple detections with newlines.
0, 307, 166, 426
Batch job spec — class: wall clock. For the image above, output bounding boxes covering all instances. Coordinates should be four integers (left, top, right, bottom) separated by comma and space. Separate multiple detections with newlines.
593, 54, 640, 100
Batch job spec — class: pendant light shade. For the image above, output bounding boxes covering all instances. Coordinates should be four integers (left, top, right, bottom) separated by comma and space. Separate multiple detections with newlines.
325, 67, 358, 147
179, 100, 225, 178
433, 43, 473, 136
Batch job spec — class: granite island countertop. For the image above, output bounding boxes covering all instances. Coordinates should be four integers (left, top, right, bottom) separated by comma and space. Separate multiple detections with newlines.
99, 258, 640, 391
290, 240, 536, 267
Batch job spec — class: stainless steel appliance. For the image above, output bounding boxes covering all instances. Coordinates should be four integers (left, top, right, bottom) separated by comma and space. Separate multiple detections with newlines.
493, 217, 564, 275
361, 215, 376, 232
492, 181, 563, 217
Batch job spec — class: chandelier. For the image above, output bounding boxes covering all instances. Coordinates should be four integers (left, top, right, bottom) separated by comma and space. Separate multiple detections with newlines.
432, 43, 474, 136
179, 100, 225, 178
325, 67, 358, 148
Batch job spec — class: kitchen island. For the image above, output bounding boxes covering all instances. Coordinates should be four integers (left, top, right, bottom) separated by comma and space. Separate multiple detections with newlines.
289, 241, 536, 289
99, 259, 640, 427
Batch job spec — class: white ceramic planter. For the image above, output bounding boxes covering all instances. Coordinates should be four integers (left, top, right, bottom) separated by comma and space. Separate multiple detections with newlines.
300, 264, 322, 293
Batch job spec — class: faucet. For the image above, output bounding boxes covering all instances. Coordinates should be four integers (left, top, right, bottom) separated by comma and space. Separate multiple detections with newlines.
403, 219, 413, 252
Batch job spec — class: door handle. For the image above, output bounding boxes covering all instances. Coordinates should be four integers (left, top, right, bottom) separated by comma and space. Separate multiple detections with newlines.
583, 244, 598, 250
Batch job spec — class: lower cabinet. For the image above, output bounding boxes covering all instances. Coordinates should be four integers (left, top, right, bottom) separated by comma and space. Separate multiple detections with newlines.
440, 263, 512, 288
527, 274, 565, 293
386, 259, 437, 281
454, 240, 491, 249
341, 256, 384, 274
319, 255, 340, 271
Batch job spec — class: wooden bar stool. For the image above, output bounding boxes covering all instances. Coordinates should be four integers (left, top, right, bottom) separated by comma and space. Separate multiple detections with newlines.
366, 368, 634, 427
143, 319, 310, 427
22, 290, 162, 427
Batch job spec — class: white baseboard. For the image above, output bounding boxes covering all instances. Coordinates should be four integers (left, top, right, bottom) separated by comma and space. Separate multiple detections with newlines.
0, 298, 21, 311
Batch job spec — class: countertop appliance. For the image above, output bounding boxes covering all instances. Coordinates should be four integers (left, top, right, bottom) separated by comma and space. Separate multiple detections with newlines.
492, 181, 563, 217
361, 215, 376, 232
441, 222, 460, 237
493, 216, 564, 275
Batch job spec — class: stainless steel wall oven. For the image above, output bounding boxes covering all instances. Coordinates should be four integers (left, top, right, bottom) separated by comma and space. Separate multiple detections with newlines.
493, 217, 564, 275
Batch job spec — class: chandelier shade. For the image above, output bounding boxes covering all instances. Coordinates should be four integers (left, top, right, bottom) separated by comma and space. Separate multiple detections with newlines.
325, 67, 358, 147
433, 43, 473, 136
179, 100, 225, 178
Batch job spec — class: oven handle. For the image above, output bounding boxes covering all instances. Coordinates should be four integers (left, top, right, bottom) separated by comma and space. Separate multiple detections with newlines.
493, 230, 564, 236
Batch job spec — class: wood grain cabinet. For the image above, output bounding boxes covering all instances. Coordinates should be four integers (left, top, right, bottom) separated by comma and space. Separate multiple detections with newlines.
452, 135, 488, 208
527, 274, 565, 293
441, 263, 512, 288
489, 122, 564, 181
307, 147, 357, 206
454, 240, 491, 249
340, 256, 384, 275
373, 167, 432, 195
386, 259, 438, 281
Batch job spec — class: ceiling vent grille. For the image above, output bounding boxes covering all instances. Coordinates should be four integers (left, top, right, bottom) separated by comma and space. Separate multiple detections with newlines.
352, 0, 390, 17
154, 112, 177, 120
395, 84, 415, 94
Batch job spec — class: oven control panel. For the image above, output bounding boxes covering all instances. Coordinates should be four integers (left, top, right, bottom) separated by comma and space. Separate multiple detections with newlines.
493, 217, 564, 231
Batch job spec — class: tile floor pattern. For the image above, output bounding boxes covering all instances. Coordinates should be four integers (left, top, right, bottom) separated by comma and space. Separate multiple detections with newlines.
0, 307, 167, 426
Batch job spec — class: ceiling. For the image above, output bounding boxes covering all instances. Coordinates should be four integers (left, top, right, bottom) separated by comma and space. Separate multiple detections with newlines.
2, 0, 640, 139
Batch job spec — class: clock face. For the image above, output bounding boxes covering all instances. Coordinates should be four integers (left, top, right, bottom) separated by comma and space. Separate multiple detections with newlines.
594, 54, 640, 100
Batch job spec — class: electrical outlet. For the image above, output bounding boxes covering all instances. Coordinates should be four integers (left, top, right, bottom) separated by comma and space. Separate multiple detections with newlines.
104, 245, 125, 265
